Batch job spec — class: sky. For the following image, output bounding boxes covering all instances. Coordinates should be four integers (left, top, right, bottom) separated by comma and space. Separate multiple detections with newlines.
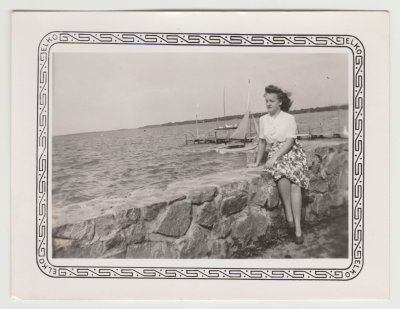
52, 50, 348, 136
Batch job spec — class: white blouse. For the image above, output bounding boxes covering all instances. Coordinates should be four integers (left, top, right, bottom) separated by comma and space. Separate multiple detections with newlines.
259, 111, 297, 144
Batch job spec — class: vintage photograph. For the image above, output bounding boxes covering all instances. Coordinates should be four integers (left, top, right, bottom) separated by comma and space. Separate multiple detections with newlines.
11, 9, 392, 301
12, 9, 393, 300
51, 49, 350, 260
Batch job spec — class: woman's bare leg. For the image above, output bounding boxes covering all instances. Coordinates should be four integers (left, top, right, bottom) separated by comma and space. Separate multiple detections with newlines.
291, 183, 303, 237
277, 178, 294, 224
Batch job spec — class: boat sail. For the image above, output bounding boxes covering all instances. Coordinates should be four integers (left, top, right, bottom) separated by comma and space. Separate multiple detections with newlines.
229, 110, 249, 140
216, 80, 259, 154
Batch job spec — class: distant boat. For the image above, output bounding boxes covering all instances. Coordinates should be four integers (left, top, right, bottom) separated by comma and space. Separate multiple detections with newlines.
216, 80, 259, 154
215, 142, 257, 154
215, 123, 238, 130
214, 88, 238, 132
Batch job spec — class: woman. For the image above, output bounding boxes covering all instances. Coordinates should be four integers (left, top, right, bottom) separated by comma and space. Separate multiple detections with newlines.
248, 85, 309, 244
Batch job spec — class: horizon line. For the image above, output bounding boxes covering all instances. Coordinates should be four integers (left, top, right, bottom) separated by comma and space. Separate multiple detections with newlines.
53, 103, 348, 137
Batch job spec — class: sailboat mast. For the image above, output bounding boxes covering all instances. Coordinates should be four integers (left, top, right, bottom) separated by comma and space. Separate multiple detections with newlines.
246, 79, 251, 142
223, 87, 226, 127
246, 79, 251, 109
195, 114, 199, 139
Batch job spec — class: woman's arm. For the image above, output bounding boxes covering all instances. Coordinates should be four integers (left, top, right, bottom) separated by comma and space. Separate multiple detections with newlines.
265, 138, 295, 168
254, 138, 266, 166
271, 138, 295, 159
247, 139, 266, 167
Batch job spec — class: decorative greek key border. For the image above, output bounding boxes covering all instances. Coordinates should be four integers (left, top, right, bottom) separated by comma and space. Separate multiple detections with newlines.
37, 32, 364, 280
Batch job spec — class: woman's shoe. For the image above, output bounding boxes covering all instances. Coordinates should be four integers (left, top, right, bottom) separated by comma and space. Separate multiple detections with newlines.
294, 234, 304, 245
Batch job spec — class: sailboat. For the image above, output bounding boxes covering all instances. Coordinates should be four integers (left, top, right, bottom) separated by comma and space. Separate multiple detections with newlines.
215, 88, 238, 133
215, 80, 259, 154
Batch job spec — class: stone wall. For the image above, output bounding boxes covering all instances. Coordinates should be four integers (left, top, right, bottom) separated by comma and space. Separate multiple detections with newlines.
52, 142, 348, 259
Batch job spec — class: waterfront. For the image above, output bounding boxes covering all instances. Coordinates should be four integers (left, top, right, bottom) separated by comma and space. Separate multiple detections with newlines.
52, 109, 348, 209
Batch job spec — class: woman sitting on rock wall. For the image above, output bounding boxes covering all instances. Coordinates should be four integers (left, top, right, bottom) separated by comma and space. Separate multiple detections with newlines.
248, 85, 310, 244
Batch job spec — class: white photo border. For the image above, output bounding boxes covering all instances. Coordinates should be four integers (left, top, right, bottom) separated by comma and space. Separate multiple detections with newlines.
36, 32, 364, 280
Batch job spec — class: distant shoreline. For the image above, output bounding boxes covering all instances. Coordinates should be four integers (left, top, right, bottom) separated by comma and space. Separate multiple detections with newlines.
139, 104, 349, 129
54, 104, 348, 137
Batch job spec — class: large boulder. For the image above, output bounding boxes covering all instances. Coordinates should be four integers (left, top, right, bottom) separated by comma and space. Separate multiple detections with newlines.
53, 237, 125, 259
196, 201, 218, 229
212, 216, 235, 239
142, 201, 167, 221
113, 207, 141, 229
220, 193, 248, 216
219, 180, 250, 197
248, 175, 280, 209
121, 221, 146, 244
126, 242, 178, 259
179, 225, 211, 258
155, 200, 192, 237
230, 208, 270, 247
93, 214, 117, 241
309, 175, 330, 193
188, 186, 217, 205
53, 220, 95, 241
210, 239, 229, 258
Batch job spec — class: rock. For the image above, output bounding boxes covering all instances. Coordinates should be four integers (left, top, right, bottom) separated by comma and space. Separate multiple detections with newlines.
142, 201, 167, 221
53, 220, 95, 241
126, 242, 177, 258
324, 148, 342, 175
213, 216, 234, 239
231, 208, 270, 246
52, 238, 76, 257
156, 201, 192, 237
304, 206, 317, 223
220, 193, 248, 216
337, 161, 348, 188
266, 185, 281, 208
249, 177, 280, 209
188, 186, 217, 205
308, 153, 322, 173
148, 233, 180, 242
179, 225, 211, 258
304, 194, 327, 222
101, 248, 127, 259
104, 233, 126, 250
167, 194, 186, 204
267, 206, 286, 227
197, 202, 218, 229
114, 207, 141, 229
210, 239, 228, 258
309, 176, 330, 193
121, 221, 146, 244
219, 180, 249, 197
54, 240, 108, 258
93, 214, 117, 241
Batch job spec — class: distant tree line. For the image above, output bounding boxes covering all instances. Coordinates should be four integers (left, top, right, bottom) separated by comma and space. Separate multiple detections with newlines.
140, 104, 348, 129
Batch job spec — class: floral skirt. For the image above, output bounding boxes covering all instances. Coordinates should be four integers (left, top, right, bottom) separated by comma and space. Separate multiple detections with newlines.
263, 140, 310, 189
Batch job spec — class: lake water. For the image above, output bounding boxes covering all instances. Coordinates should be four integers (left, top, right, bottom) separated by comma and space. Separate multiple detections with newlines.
52, 109, 348, 208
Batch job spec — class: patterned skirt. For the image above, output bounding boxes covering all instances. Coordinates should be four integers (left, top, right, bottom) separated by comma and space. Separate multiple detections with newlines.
263, 140, 310, 189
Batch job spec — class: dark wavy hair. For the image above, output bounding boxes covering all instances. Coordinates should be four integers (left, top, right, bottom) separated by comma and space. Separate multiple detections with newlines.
264, 85, 293, 112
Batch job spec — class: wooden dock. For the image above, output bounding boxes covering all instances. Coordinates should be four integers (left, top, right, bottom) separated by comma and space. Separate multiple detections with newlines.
185, 136, 247, 145
296, 132, 345, 140
186, 133, 346, 144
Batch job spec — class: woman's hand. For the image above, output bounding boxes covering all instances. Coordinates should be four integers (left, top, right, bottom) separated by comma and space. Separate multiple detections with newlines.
265, 156, 277, 169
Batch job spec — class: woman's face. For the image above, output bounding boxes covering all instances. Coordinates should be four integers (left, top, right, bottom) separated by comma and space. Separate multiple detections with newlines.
264, 93, 281, 115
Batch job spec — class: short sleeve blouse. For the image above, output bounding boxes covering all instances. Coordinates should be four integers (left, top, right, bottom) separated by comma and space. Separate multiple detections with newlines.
259, 111, 297, 144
